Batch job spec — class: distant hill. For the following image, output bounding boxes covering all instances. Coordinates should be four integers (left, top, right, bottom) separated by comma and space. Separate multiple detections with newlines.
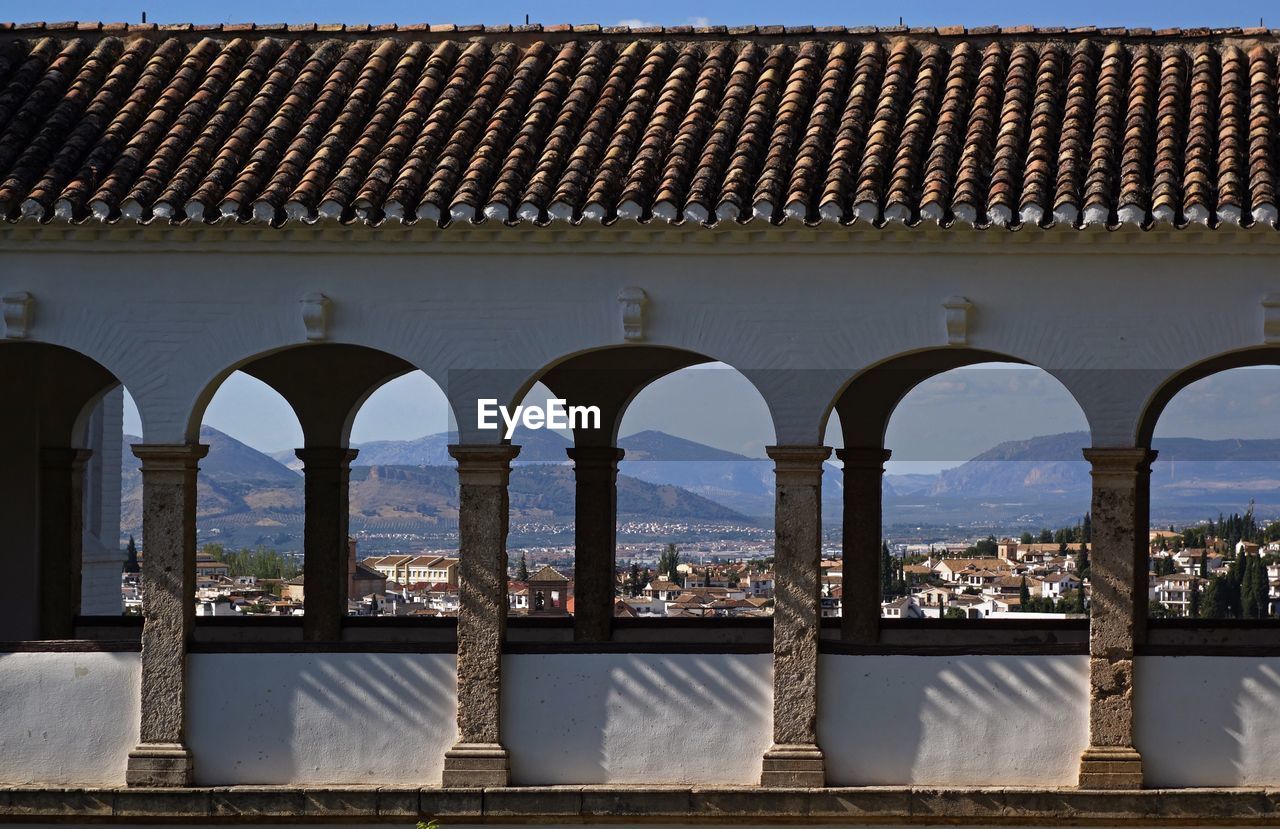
123, 426, 750, 551
883, 431, 1280, 528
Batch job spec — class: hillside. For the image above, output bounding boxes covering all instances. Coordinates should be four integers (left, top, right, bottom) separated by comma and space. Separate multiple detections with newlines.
122, 426, 751, 551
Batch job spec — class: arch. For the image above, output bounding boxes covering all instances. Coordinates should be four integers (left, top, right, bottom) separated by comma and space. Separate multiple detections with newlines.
1136, 346, 1280, 449
824, 348, 1036, 449
514, 345, 776, 447
183, 343, 428, 447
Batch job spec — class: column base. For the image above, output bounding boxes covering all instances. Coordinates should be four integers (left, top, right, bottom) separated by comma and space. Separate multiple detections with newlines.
760, 743, 825, 787
126, 743, 193, 787
442, 742, 509, 787
1079, 745, 1143, 789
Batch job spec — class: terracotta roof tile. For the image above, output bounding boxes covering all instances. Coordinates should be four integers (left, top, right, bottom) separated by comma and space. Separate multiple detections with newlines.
7, 25, 1280, 230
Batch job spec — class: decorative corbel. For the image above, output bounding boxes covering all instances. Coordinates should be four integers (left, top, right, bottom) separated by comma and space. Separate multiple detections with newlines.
2, 291, 33, 339
618, 287, 648, 342
1263, 293, 1280, 344
943, 296, 973, 346
300, 292, 331, 341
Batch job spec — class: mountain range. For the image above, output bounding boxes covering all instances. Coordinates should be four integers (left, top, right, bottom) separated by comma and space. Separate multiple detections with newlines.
123, 427, 1280, 550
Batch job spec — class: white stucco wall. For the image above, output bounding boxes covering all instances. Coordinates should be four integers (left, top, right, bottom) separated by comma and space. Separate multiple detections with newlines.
2, 241, 1270, 447
819, 654, 1090, 786
187, 653, 456, 785
503, 653, 772, 785
1137, 656, 1280, 787
0, 651, 139, 785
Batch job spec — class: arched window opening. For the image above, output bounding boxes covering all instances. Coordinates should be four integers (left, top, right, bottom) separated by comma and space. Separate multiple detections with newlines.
0, 343, 127, 639
611, 363, 777, 621
1147, 366, 1280, 620
346, 371, 459, 618
179, 371, 304, 619
839, 361, 1091, 623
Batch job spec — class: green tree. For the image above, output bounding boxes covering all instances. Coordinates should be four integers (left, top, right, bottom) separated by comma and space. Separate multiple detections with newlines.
517, 552, 530, 583
1020, 531, 1034, 544
1188, 578, 1201, 618
1039, 529, 1053, 544
1074, 543, 1090, 581
943, 607, 968, 620
880, 541, 894, 600
1202, 576, 1230, 618
658, 544, 681, 585
628, 562, 643, 597
1019, 576, 1031, 608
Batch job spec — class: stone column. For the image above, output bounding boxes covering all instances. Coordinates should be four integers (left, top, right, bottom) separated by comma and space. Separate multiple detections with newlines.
296, 447, 358, 642
762, 445, 830, 787
567, 446, 624, 642
836, 447, 890, 644
38, 448, 92, 639
127, 444, 207, 788
443, 444, 519, 787
1078, 448, 1155, 790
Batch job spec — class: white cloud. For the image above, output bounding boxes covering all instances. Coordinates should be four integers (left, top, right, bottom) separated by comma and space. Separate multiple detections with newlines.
687, 16, 712, 26
617, 18, 658, 27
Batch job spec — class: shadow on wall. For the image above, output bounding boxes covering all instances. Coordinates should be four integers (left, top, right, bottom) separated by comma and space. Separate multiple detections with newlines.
819, 654, 1089, 786
1137, 656, 1280, 787
188, 653, 456, 785
503, 653, 772, 785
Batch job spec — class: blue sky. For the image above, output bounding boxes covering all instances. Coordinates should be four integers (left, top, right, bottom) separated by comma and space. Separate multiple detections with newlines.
16, 0, 1280, 29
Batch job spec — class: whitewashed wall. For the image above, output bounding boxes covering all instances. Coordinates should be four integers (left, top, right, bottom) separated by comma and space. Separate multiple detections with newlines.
0, 652, 139, 785
187, 653, 456, 786
1137, 656, 1280, 787
503, 653, 772, 785
819, 654, 1090, 786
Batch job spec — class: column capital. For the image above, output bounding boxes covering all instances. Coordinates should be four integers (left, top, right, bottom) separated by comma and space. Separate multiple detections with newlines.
131, 443, 209, 471
1083, 448, 1157, 486
294, 446, 360, 466
450, 444, 521, 485
834, 446, 892, 469
767, 445, 831, 483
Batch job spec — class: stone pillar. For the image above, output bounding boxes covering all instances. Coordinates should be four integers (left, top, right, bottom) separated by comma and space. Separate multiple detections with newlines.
443, 444, 519, 787
836, 447, 891, 644
38, 448, 92, 639
762, 445, 830, 787
126, 444, 207, 788
567, 446, 624, 642
1078, 448, 1155, 790
296, 447, 358, 642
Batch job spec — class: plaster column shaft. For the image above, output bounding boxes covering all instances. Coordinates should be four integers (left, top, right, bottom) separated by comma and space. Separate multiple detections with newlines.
762, 445, 830, 787
568, 446, 624, 642
38, 448, 91, 639
1078, 448, 1155, 790
296, 447, 358, 642
127, 444, 207, 788
443, 444, 519, 787
837, 448, 890, 644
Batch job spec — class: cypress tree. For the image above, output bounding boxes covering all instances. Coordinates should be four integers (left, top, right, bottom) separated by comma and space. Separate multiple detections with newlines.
517, 552, 530, 583
1019, 576, 1031, 609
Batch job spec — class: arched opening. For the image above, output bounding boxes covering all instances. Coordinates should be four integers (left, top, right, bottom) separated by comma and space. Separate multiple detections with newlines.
614, 363, 778, 621
1140, 352, 1280, 619
345, 370, 461, 618
513, 346, 778, 632
0, 342, 128, 639
828, 352, 1091, 630
180, 344, 417, 635
185, 371, 305, 618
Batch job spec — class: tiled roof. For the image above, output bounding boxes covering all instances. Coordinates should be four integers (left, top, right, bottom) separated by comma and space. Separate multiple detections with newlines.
5, 24, 1280, 230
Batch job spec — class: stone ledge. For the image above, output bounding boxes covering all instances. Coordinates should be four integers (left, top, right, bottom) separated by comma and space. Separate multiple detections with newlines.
2, 785, 1280, 824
